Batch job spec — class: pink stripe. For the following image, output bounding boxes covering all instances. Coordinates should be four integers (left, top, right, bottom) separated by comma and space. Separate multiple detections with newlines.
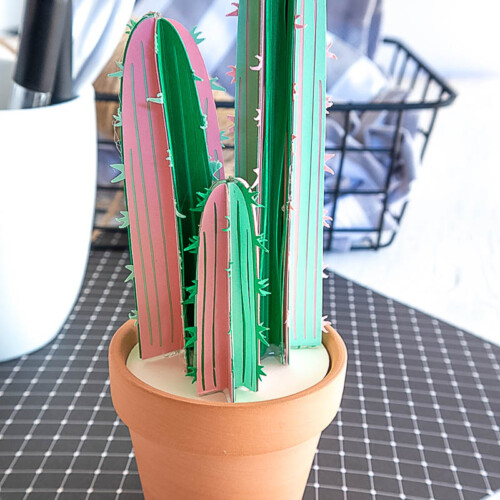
238, 77, 242, 176
311, 0, 320, 340
291, 0, 305, 341
256, 0, 265, 207
245, 0, 250, 180
313, 80, 323, 340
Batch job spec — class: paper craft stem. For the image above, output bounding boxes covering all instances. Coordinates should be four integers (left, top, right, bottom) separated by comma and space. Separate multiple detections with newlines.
287, 0, 327, 348
120, 15, 184, 359
115, 2, 329, 398
258, 0, 295, 359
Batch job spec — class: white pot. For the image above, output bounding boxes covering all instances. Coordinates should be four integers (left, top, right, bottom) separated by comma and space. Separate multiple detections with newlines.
0, 58, 96, 362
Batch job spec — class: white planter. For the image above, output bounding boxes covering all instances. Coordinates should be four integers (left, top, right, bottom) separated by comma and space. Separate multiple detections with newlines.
0, 59, 96, 362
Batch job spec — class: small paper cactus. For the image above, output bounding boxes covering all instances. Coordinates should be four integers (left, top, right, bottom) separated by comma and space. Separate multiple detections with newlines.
195, 179, 266, 399
114, 2, 328, 402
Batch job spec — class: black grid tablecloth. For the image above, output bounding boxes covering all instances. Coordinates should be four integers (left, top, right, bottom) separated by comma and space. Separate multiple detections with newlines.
1, 240, 499, 499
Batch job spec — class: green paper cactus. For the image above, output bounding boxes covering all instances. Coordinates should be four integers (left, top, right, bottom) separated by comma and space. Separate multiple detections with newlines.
195, 179, 266, 399
114, 3, 329, 402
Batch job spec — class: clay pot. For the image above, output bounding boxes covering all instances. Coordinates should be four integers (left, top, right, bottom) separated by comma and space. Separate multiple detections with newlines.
109, 319, 347, 500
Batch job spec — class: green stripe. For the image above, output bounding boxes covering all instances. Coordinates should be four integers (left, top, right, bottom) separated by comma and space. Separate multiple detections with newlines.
141, 41, 175, 344
201, 232, 207, 391
237, 202, 246, 382
129, 148, 153, 343
246, 231, 254, 383
212, 203, 218, 387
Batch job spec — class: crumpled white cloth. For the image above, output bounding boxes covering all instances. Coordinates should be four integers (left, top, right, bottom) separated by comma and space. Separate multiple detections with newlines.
324, 88, 421, 251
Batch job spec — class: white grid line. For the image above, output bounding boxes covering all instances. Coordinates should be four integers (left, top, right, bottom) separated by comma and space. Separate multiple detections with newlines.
347, 282, 377, 499
454, 327, 500, 443
327, 277, 347, 500
319, 434, 500, 464
429, 320, 495, 496
114, 450, 136, 500
0, 251, 115, 490
408, 307, 468, 500
83, 416, 123, 499
48, 255, 130, 500
312, 465, 494, 495
366, 291, 418, 500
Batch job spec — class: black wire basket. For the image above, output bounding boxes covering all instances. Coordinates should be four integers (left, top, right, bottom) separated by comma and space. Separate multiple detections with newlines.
93, 37, 456, 252
322, 37, 456, 250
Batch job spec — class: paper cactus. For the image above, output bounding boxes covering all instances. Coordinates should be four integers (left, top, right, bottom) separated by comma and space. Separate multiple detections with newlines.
287, 0, 328, 349
234, 0, 327, 357
114, 3, 327, 402
194, 179, 265, 399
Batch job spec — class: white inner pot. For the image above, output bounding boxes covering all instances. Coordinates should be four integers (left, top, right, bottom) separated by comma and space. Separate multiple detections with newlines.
127, 342, 330, 403
0, 57, 97, 362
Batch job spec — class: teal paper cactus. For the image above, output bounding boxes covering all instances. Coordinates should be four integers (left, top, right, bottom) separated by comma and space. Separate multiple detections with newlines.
195, 179, 265, 399
114, 3, 328, 402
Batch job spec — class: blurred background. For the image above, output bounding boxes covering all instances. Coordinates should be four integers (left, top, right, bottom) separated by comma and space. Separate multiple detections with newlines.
1, 0, 498, 349
323, 0, 500, 347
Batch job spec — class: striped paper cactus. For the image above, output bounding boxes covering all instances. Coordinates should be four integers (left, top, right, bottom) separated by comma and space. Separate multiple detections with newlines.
117, 15, 185, 360
287, 0, 328, 349
195, 179, 266, 402
117, 14, 223, 363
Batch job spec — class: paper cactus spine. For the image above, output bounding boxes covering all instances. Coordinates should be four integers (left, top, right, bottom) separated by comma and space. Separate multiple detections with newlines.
119, 15, 184, 359
196, 179, 265, 401
287, 0, 327, 348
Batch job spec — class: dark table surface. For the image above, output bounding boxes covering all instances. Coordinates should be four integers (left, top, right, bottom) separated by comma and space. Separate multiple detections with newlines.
1, 235, 499, 499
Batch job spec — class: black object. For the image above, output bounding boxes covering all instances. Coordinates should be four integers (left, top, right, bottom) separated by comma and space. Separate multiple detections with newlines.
52, 0, 74, 104
93, 38, 457, 252
322, 38, 457, 251
14, 0, 69, 95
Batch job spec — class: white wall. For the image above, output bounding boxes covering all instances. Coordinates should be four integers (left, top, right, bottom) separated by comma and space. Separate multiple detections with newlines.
0, 0, 23, 32
382, 0, 500, 77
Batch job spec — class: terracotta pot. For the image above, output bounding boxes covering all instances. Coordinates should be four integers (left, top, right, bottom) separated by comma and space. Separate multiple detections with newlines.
109, 319, 347, 500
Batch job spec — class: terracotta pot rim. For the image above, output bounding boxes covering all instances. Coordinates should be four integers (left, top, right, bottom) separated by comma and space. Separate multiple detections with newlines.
111, 319, 347, 409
